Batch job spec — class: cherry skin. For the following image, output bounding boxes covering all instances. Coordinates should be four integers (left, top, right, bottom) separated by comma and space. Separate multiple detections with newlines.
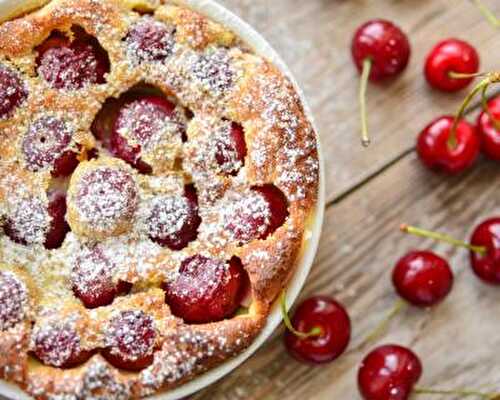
469, 217, 500, 284
0, 64, 27, 119
44, 192, 71, 250
163, 255, 245, 323
424, 39, 479, 92
0, 271, 27, 331
392, 251, 453, 307
284, 296, 351, 364
214, 122, 247, 175
358, 344, 422, 400
351, 19, 411, 82
477, 96, 500, 160
417, 116, 480, 174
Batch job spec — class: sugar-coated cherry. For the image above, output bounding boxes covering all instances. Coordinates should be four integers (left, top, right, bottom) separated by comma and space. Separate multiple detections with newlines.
103, 310, 156, 371
147, 185, 201, 250
33, 323, 92, 368
22, 115, 79, 177
417, 116, 480, 174
36, 31, 110, 90
71, 246, 132, 309
284, 296, 351, 364
358, 344, 422, 400
163, 255, 245, 323
351, 19, 410, 82
214, 122, 247, 175
0, 64, 27, 119
424, 39, 479, 92
110, 94, 181, 174
477, 96, 500, 160
0, 271, 27, 331
392, 251, 453, 307
470, 217, 500, 284
125, 17, 175, 63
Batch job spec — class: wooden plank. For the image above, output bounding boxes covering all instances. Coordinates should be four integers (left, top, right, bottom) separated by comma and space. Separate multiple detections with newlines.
218, 0, 500, 203
195, 154, 500, 399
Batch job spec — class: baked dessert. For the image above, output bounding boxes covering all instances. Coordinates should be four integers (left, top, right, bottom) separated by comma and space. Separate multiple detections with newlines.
0, 0, 319, 398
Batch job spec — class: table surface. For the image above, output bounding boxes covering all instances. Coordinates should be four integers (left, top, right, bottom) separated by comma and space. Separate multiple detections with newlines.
195, 1, 500, 399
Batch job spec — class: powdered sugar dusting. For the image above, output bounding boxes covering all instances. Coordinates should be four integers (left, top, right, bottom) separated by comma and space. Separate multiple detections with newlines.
0, 271, 28, 330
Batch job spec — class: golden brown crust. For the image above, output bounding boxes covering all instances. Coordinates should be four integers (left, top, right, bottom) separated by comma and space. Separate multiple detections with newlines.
0, 0, 319, 398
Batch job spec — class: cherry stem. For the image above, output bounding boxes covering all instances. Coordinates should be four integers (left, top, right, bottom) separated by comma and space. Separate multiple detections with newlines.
415, 386, 500, 399
481, 82, 500, 131
400, 224, 488, 255
359, 58, 372, 147
471, 0, 500, 28
279, 290, 322, 339
448, 71, 487, 80
360, 299, 406, 347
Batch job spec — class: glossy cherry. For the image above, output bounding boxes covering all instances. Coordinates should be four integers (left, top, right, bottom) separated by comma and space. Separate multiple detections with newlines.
424, 39, 480, 92
477, 96, 500, 160
392, 251, 453, 307
469, 217, 500, 284
417, 116, 480, 174
358, 344, 422, 400
283, 294, 351, 364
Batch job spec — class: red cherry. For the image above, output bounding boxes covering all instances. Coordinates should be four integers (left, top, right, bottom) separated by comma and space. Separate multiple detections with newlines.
103, 310, 156, 371
214, 122, 247, 175
192, 48, 234, 95
33, 323, 92, 368
36, 32, 109, 90
163, 255, 244, 323
477, 96, 500, 160
351, 19, 410, 82
358, 344, 422, 400
147, 185, 200, 250
0, 64, 27, 119
417, 116, 480, 174
44, 191, 71, 249
125, 17, 175, 63
392, 251, 453, 307
284, 296, 351, 364
110, 95, 182, 174
0, 271, 28, 331
470, 217, 500, 284
424, 39, 479, 92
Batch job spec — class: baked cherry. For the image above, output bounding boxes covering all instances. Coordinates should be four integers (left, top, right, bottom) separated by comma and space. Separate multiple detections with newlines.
0, 271, 27, 331
424, 39, 480, 92
0, 64, 27, 119
71, 246, 132, 309
125, 17, 175, 63
351, 20, 410, 146
213, 122, 246, 175
36, 31, 110, 90
163, 255, 245, 323
22, 115, 79, 177
417, 116, 480, 174
103, 310, 156, 371
224, 185, 288, 245
110, 94, 183, 174
33, 323, 92, 368
392, 251, 453, 307
147, 185, 201, 250
192, 48, 234, 95
44, 191, 71, 249
358, 344, 422, 400
282, 293, 351, 364
477, 95, 500, 160
470, 217, 500, 284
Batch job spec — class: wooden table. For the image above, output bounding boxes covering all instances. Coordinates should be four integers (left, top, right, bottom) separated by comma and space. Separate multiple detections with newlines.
195, 1, 500, 399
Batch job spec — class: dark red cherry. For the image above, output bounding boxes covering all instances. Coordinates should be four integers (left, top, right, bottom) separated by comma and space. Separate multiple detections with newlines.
71, 246, 132, 309
36, 31, 110, 90
351, 19, 411, 82
163, 255, 245, 323
214, 122, 246, 175
125, 17, 175, 63
358, 344, 422, 400
284, 296, 351, 364
417, 116, 480, 174
424, 39, 479, 92
103, 310, 156, 371
0, 271, 27, 331
147, 185, 200, 250
470, 217, 500, 284
22, 115, 79, 177
392, 251, 453, 307
0, 64, 27, 119
33, 323, 92, 368
477, 96, 500, 160
44, 191, 70, 249
192, 48, 234, 94
110, 95, 181, 174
